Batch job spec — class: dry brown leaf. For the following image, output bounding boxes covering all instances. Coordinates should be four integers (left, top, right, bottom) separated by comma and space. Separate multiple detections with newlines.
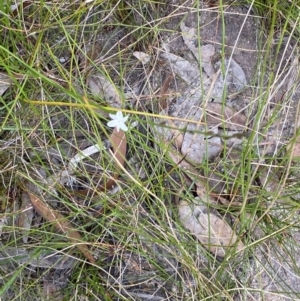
76, 127, 127, 196
28, 193, 96, 264
42, 280, 63, 301
158, 74, 174, 111
110, 127, 127, 170
291, 143, 300, 158
18, 191, 34, 243
288, 136, 300, 159
205, 103, 247, 131
179, 199, 244, 257
286, 126, 300, 160
166, 139, 233, 206
101, 127, 127, 191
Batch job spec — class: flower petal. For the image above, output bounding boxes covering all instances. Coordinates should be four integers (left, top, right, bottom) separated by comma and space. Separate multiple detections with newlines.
116, 111, 123, 118
122, 114, 129, 122
109, 113, 117, 119
119, 123, 128, 132
107, 120, 117, 128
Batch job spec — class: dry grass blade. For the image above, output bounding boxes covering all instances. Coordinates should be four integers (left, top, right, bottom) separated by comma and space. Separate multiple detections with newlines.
28, 192, 96, 264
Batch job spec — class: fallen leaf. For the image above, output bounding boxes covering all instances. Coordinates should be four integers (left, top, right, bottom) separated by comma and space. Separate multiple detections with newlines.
28, 193, 96, 264
133, 51, 151, 64
42, 280, 63, 301
18, 191, 34, 243
110, 127, 127, 169
75, 127, 127, 195
180, 108, 223, 164
0, 73, 15, 96
229, 58, 247, 91
168, 119, 185, 149
180, 23, 216, 77
158, 74, 174, 111
160, 50, 203, 84
205, 102, 247, 131
159, 49, 206, 118
180, 22, 247, 99
291, 142, 300, 158
179, 199, 244, 257
181, 126, 222, 164
104, 127, 127, 188
0, 244, 76, 269
87, 72, 122, 108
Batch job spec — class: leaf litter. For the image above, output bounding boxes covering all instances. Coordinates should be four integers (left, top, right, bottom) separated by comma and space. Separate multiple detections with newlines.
1, 0, 300, 300
178, 198, 244, 257
0, 72, 23, 96
24, 125, 127, 264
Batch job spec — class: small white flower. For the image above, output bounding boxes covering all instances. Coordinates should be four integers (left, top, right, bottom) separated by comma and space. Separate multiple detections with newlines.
107, 111, 129, 132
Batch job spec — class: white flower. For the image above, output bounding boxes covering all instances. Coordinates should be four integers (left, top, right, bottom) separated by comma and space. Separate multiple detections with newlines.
107, 111, 129, 132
